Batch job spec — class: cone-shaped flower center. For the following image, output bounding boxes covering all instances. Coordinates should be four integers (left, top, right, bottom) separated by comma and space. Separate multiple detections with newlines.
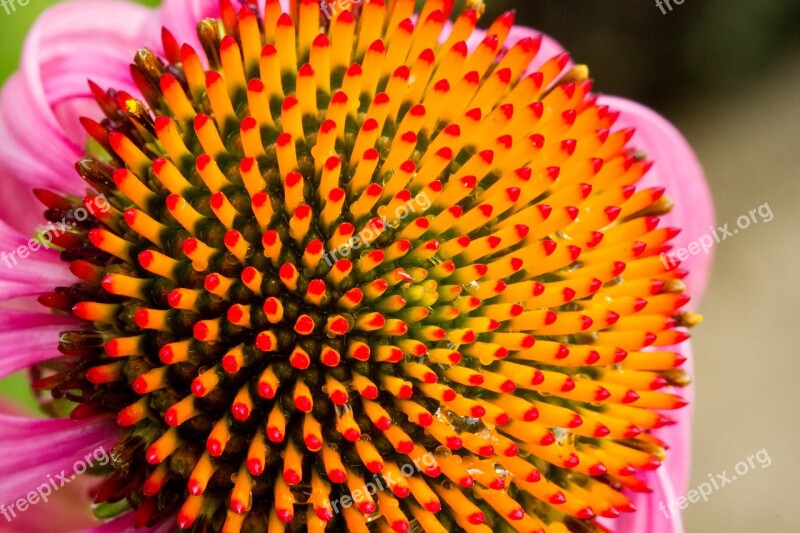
34, 1, 695, 531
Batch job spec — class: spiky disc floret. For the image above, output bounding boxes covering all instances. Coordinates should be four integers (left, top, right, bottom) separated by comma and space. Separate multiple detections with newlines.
35, 1, 695, 531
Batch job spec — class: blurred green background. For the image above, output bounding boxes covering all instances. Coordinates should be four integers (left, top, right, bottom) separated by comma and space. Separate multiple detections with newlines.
1, 1, 798, 531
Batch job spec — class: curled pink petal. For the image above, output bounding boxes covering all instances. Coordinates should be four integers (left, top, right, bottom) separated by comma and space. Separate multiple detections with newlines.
0, 75, 82, 231
0, 0, 151, 233
0, 220, 76, 299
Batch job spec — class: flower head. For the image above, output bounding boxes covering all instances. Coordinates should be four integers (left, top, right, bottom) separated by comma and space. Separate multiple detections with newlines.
0, 1, 714, 532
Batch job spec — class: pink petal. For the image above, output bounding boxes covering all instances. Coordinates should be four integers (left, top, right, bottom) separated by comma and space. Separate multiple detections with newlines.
599, 96, 715, 303
0, 0, 151, 233
0, 414, 117, 506
0, 280, 58, 301
0, 220, 75, 300
0, 262, 75, 301
0, 75, 81, 232
0, 307, 76, 330
0, 323, 73, 380
0, 293, 65, 316
0, 402, 101, 532
0, 468, 101, 533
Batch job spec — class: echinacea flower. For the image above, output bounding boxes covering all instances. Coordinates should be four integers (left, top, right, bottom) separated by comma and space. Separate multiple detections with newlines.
0, 0, 714, 532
